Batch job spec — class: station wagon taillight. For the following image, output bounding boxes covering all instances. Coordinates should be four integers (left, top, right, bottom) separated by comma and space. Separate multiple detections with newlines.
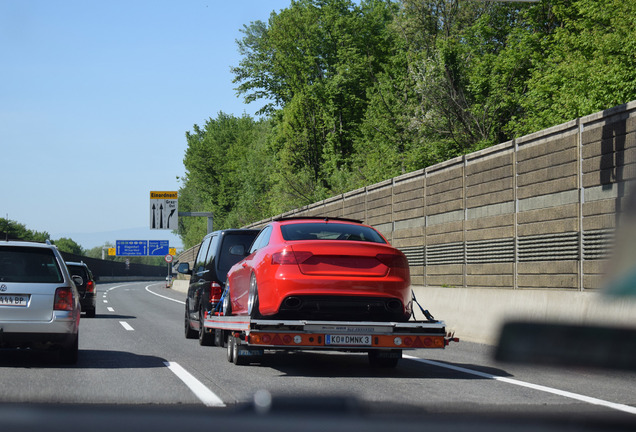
54, 287, 74, 311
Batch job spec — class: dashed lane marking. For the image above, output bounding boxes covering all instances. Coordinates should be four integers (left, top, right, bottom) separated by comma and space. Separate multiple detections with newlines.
164, 361, 225, 407
119, 321, 134, 331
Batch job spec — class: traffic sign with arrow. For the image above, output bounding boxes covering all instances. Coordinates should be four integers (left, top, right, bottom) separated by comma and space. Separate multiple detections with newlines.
150, 191, 178, 230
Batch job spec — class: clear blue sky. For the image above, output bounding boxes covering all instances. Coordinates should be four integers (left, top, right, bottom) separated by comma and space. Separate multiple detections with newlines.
0, 0, 290, 249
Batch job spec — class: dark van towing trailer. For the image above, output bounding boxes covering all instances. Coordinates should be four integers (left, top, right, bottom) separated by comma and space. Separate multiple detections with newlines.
204, 313, 458, 367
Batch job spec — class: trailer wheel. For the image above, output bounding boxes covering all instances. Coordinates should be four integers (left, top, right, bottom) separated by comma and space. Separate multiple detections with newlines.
368, 350, 401, 368
232, 337, 248, 366
227, 336, 235, 363
198, 306, 214, 346
214, 329, 225, 347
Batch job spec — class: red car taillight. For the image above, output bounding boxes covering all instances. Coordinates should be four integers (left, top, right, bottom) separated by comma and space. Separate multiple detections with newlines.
376, 253, 409, 269
54, 287, 75, 311
271, 250, 313, 265
209, 282, 223, 302
86, 280, 95, 293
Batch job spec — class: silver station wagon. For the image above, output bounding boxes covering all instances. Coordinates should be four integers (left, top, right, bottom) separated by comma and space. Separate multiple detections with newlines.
0, 241, 81, 364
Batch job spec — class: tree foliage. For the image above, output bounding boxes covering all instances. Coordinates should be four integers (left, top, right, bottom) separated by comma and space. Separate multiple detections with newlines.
0, 218, 51, 243
53, 237, 84, 255
179, 113, 272, 248
178, 0, 636, 246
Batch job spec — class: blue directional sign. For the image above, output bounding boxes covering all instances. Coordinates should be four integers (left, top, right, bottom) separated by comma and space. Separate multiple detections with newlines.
116, 240, 148, 256
149, 240, 170, 256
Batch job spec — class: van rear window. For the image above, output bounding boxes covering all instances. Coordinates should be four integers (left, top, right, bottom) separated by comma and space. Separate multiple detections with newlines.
218, 233, 258, 278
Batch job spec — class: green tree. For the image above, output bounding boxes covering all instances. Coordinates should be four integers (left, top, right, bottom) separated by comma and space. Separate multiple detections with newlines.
84, 243, 114, 260
177, 0, 636, 237
232, 0, 398, 208
179, 113, 272, 248
354, 0, 535, 185
0, 218, 50, 242
53, 237, 83, 255
510, 0, 636, 135
403, 1, 534, 156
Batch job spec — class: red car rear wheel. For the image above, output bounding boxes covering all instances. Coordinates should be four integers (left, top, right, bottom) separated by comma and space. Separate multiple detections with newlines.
247, 274, 261, 318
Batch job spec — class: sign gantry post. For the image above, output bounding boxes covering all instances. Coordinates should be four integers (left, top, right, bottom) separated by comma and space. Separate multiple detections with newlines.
178, 211, 214, 234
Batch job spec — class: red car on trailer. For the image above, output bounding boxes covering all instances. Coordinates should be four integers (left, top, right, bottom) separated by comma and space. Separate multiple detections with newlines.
224, 217, 412, 322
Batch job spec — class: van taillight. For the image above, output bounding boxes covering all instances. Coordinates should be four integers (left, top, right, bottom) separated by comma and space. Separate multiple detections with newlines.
54, 287, 74, 311
86, 280, 95, 293
209, 282, 223, 302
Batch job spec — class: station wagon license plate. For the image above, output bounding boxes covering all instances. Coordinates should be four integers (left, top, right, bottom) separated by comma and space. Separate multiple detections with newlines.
0, 295, 29, 307
325, 334, 372, 346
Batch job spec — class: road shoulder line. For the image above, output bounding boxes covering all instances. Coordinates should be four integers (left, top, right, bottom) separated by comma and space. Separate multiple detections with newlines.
405, 355, 636, 415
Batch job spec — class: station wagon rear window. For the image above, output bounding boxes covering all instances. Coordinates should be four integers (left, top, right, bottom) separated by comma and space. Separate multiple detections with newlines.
0, 247, 63, 283
280, 223, 386, 244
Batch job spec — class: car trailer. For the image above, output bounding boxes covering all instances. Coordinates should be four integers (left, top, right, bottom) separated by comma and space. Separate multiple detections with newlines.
203, 313, 458, 367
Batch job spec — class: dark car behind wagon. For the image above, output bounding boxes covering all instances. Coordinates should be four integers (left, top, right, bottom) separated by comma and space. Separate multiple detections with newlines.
178, 229, 260, 345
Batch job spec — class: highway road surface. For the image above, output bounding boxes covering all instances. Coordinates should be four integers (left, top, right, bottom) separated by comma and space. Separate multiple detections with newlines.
1, 281, 635, 427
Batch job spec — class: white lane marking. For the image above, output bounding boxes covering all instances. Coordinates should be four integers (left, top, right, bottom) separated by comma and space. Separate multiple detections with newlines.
145, 284, 185, 305
107, 284, 130, 292
405, 355, 636, 415
107, 307, 114, 312
119, 321, 134, 331
102, 283, 136, 305
164, 362, 225, 407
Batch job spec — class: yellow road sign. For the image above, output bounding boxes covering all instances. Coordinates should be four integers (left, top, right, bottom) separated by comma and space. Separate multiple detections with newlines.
150, 191, 178, 230
150, 191, 178, 199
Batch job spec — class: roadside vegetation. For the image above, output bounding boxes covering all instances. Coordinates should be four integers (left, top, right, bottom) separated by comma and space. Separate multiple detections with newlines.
181, 0, 633, 248
0, 218, 166, 266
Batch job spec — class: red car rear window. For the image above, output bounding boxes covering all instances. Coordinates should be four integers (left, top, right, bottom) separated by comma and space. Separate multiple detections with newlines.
280, 223, 386, 244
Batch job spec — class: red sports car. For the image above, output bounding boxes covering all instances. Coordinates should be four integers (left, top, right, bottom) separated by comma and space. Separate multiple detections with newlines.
224, 217, 412, 322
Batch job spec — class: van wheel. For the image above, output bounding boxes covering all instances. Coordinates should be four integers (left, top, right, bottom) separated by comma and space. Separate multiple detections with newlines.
184, 305, 197, 339
198, 306, 214, 346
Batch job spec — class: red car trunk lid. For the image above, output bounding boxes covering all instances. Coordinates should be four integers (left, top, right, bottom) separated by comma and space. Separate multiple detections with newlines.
290, 242, 402, 277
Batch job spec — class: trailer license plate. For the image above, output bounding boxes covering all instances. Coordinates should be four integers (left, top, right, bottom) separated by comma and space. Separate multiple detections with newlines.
0, 295, 29, 307
325, 334, 371, 346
